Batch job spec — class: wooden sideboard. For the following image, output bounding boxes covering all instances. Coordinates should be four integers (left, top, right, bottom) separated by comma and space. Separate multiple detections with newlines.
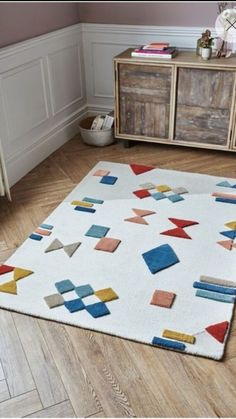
113, 49, 236, 152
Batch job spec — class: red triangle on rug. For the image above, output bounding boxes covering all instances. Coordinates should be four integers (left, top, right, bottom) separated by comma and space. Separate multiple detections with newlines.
130, 164, 154, 175
0, 265, 15, 275
161, 227, 191, 239
205, 321, 229, 343
169, 218, 199, 228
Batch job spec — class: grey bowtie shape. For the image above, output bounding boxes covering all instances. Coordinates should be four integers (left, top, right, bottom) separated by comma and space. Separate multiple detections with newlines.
45, 238, 81, 257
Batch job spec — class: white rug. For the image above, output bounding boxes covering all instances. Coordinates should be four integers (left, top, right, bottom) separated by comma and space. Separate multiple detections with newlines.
1, 161, 236, 360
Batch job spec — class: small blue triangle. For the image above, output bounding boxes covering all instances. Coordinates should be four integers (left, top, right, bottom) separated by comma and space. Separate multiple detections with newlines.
216, 181, 232, 188
232, 184, 236, 189
220, 230, 236, 240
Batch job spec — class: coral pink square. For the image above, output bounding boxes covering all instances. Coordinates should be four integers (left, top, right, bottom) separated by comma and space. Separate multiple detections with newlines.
93, 169, 110, 177
95, 237, 121, 253
150, 290, 176, 308
133, 189, 151, 199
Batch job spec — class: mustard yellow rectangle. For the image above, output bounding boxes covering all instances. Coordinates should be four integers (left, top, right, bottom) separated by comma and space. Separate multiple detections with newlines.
163, 329, 195, 344
71, 201, 93, 207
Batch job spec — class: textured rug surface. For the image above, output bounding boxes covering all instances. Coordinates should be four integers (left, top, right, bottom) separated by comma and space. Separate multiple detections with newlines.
1, 161, 236, 360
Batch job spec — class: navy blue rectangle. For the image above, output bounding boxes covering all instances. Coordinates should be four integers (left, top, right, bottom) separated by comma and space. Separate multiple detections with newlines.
215, 197, 236, 204
74, 206, 96, 213
29, 233, 43, 241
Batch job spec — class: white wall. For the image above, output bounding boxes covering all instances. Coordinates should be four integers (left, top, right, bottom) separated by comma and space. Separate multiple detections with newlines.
0, 23, 214, 187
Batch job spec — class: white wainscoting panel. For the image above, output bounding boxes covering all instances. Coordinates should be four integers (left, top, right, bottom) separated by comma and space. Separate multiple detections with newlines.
0, 24, 86, 187
47, 44, 83, 116
1, 59, 49, 148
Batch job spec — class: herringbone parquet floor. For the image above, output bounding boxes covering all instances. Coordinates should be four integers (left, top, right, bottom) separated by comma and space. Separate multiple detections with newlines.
0, 135, 236, 417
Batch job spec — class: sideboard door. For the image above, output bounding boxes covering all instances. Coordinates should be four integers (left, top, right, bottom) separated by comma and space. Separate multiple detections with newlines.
174, 67, 235, 148
117, 63, 172, 140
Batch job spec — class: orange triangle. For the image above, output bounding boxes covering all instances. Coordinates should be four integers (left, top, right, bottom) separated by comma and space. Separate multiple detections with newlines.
125, 216, 148, 225
132, 208, 155, 217
217, 240, 233, 250
14, 268, 34, 281
206, 321, 229, 343
0, 280, 17, 295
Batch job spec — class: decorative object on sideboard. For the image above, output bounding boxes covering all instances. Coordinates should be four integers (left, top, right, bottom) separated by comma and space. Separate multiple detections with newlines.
196, 29, 214, 60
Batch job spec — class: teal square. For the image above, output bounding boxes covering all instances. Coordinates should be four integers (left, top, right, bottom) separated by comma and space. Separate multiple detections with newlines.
85, 225, 110, 238
55, 280, 75, 294
152, 192, 166, 201
168, 194, 184, 203
75, 284, 94, 298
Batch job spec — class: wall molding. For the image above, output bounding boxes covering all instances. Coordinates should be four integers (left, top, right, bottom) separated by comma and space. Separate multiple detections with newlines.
81, 23, 215, 38
0, 24, 82, 60
0, 22, 218, 187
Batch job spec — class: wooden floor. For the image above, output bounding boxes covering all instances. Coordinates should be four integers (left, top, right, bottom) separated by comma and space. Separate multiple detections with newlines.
1, 136, 236, 418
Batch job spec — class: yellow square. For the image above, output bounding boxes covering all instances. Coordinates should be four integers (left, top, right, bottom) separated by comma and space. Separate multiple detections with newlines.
95, 288, 118, 302
156, 185, 171, 192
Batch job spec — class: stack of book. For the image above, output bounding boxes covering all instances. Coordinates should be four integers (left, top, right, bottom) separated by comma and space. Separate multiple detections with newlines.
131, 42, 178, 59
91, 112, 114, 130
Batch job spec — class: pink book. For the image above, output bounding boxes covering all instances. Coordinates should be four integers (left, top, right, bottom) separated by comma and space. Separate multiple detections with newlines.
143, 43, 169, 50
134, 47, 176, 55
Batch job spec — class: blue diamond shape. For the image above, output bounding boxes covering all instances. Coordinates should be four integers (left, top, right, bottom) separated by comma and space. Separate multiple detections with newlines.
85, 224, 110, 238
55, 280, 75, 294
64, 298, 85, 313
100, 176, 118, 185
168, 194, 184, 203
86, 302, 110, 318
152, 192, 166, 201
142, 244, 180, 274
75, 284, 94, 298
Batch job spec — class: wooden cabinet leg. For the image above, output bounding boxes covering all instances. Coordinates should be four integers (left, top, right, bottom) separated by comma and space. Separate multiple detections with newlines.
123, 140, 132, 148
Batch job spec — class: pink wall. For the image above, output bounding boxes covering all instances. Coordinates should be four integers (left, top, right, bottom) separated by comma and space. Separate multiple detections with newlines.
0, 2, 220, 49
78, 2, 219, 27
0, 3, 79, 48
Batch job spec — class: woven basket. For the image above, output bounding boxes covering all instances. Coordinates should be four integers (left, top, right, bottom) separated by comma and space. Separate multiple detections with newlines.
79, 116, 115, 147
